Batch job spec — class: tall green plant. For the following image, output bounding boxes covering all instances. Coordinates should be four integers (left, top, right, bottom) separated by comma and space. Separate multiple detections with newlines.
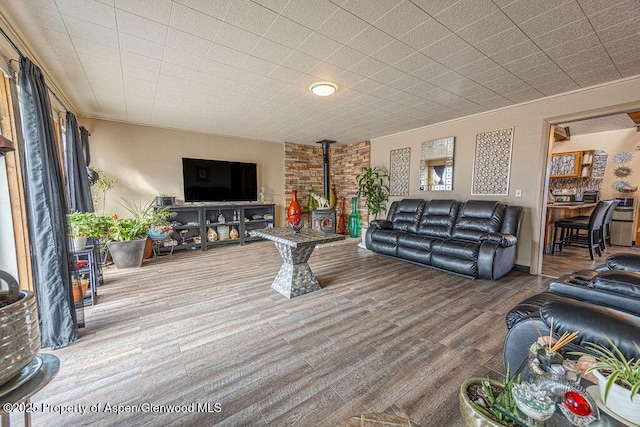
356, 166, 390, 223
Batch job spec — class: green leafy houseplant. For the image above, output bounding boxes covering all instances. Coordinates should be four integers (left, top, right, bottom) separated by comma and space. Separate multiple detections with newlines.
68, 211, 112, 239
111, 198, 176, 240
91, 168, 117, 212
570, 337, 640, 403
356, 166, 390, 224
460, 368, 517, 427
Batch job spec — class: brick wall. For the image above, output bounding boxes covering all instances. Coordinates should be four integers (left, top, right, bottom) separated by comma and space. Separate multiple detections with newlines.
284, 140, 370, 227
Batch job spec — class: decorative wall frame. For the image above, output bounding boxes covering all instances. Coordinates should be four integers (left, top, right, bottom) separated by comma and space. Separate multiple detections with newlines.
389, 147, 411, 196
471, 127, 514, 195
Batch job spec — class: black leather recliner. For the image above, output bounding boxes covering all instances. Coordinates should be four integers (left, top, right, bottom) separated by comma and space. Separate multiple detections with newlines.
365, 199, 523, 280
503, 253, 640, 375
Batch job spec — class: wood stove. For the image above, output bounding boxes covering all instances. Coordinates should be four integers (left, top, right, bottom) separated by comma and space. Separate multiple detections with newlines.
312, 139, 336, 233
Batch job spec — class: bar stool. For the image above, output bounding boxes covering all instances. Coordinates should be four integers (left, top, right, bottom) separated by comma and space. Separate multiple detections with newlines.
560, 199, 619, 251
551, 200, 609, 260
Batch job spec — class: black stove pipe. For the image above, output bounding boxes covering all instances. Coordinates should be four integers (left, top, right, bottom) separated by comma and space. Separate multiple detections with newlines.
315, 139, 336, 200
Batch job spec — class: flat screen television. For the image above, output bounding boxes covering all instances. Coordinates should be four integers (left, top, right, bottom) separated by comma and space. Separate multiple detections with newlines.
182, 158, 258, 202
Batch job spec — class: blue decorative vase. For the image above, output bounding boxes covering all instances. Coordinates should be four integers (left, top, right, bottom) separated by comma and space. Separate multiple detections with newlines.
348, 196, 360, 238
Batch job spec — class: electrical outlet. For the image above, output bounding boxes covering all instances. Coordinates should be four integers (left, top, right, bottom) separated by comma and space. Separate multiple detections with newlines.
515, 189, 522, 197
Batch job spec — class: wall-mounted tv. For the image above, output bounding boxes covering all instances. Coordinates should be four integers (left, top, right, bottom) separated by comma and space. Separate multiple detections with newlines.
182, 158, 258, 202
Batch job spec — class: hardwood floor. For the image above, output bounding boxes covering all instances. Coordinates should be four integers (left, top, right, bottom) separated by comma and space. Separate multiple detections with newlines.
541, 243, 638, 277
23, 241, 555, 426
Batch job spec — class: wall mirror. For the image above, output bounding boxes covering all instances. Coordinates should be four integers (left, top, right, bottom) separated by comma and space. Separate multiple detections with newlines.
419, 137, 455, 191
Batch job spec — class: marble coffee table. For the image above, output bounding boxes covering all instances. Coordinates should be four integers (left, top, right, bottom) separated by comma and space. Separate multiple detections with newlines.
249, 228, 345, 298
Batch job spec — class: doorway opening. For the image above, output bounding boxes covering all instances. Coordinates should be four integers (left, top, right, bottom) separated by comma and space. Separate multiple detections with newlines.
539, 108, 640, 277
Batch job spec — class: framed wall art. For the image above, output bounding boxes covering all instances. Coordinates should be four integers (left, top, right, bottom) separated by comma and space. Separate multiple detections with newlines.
471, 127, 514, 195
389, 147, 410, 196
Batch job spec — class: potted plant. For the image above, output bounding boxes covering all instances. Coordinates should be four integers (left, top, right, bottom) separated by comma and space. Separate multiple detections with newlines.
68, 211, 93, 251
356, 166, 390, 247
571, 337, 640, 424
459, 372, 517, 427
103, 199, 158, 269
90, 168, 117, 212
68, 211, 110, 251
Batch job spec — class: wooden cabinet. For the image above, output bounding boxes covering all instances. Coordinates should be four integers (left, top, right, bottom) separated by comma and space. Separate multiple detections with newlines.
550, 150, 594, 178
162, 204, 275, 253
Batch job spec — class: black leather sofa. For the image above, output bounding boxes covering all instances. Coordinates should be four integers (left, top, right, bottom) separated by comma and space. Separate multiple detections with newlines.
504, 254, 640, 375
364, 199, 523, 280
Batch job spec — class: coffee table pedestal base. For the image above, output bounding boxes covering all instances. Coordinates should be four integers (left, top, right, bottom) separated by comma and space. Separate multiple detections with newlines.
271, 242, 320, 298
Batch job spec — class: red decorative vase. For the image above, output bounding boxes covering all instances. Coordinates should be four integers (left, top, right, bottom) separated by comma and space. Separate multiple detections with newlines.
287, 190, 302, 219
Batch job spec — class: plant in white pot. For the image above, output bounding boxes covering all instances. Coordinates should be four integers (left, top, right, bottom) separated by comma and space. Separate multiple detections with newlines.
571, 337, 640, 425
356, 166, 390, 249
68, 211, 93, 251
68, 211, 109, 251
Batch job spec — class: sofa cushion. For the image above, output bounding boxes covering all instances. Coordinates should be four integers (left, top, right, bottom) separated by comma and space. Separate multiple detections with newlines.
452, 200, 506, 242
431, 254, 477, 277
369, 229, 400, 245
417, 199, 459, 238
398, 246, 431, 265
398, 233, 434, 251
390, 199, 425, 234
540, 299, 640, 361
368, 229, 400, 256
431, 239, 480, 260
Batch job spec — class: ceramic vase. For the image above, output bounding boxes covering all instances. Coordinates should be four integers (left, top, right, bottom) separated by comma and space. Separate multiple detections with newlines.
207, 227, 217, 242
329, 187, 337, 209
348, 196, 360, 238
287, 190, 302, 219
230, 226, 239, 239
307, 190, 318, 212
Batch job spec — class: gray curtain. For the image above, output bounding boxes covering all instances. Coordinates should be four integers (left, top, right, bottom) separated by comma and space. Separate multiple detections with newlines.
64, 112, 94, 212
18, 56, 77, 348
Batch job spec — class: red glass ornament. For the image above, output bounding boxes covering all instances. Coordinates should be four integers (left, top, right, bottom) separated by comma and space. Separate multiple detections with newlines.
287, 190, 301, 220
563, 391, 591, 416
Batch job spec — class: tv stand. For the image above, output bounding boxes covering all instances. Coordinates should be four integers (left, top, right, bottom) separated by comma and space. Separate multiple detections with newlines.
159, 203, 275, 253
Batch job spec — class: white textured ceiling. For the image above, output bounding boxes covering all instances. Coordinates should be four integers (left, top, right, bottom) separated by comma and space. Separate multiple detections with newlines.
1, 0, 639, 145
559, 113, 637, 135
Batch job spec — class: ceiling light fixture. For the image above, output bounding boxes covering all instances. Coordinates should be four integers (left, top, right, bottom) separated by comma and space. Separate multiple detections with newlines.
310, 82, 338, 97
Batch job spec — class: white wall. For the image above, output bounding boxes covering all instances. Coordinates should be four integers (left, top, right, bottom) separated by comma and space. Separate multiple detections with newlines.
370, 77, 640, 273
81, 119, 286, 220
552, 128, 640, 199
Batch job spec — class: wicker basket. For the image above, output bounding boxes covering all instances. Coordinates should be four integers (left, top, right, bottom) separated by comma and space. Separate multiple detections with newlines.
0, 290, 40, 386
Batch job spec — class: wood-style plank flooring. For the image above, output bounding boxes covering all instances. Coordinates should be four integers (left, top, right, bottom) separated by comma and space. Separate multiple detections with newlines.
22, 240, 557, 426
541, 243, 638, 277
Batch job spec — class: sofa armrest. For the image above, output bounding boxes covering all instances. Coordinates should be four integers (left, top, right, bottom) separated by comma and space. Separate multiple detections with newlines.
606, 252, 640, 272
479, 232, 517, 247
540, 299, 640, 362
369, 219, 392, 230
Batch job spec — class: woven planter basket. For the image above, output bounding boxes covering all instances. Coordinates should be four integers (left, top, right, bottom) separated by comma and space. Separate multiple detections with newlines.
0, 290, 40, 386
